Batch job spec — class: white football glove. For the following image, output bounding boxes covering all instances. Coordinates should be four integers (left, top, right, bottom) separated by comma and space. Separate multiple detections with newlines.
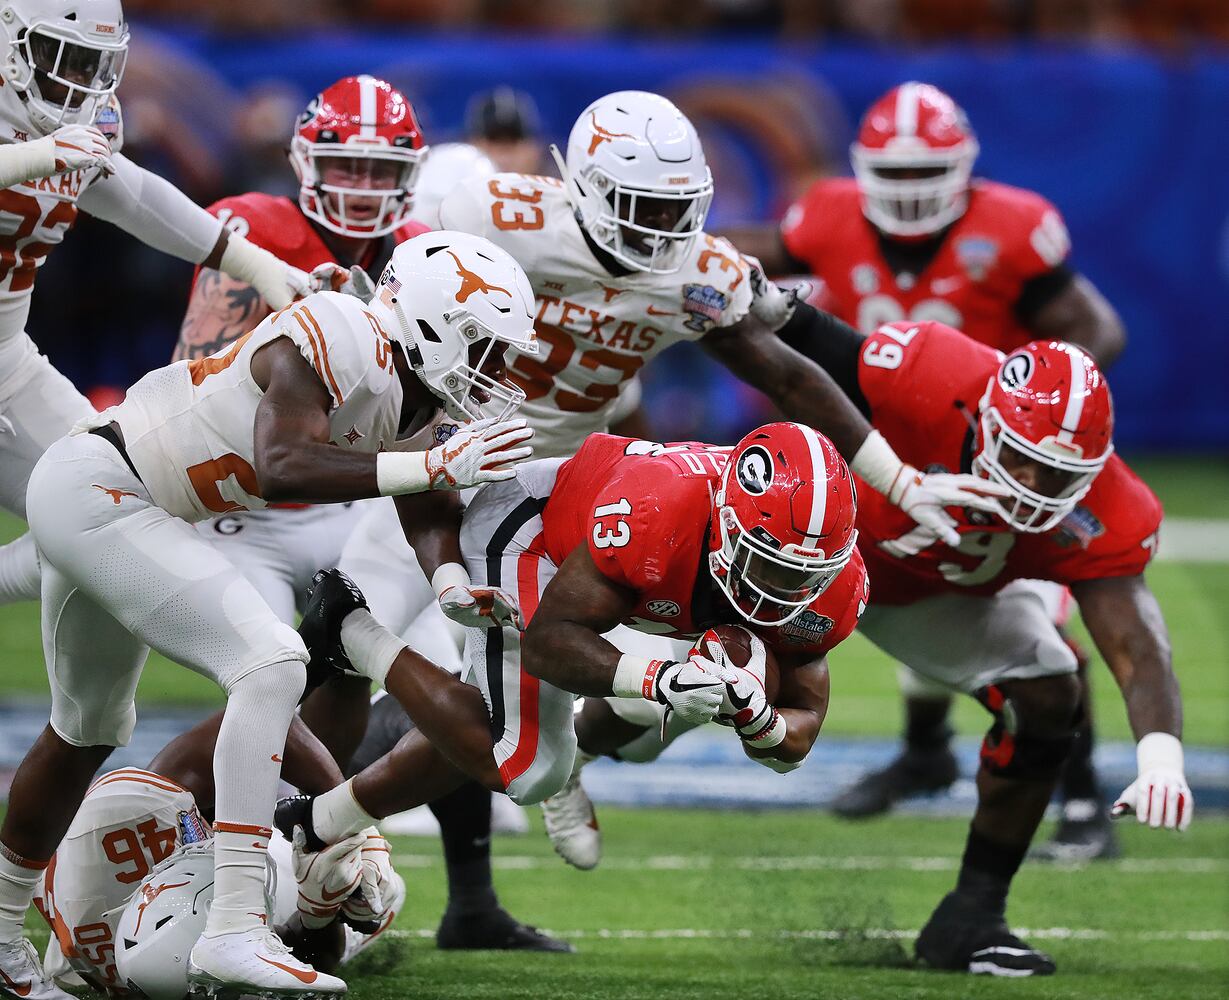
339, 828, 402, 932
1112, 732, 1193, 831
890, 470, 1009, 549
439, 584, 523, 630
50, 123, 115, 177
425, 418, 535, 490
654, 655, 731, 730
310, 262, 377, 303
291, 828, 365, 929
742, 253, 807, 331
718, 666, 773, 733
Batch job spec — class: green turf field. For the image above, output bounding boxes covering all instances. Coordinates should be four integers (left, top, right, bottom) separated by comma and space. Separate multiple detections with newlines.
4, 458, 1226, 998
13, 809, 1225, 1000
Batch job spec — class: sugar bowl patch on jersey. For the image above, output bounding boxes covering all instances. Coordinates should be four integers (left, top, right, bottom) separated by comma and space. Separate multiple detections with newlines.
682, 283, 730, 333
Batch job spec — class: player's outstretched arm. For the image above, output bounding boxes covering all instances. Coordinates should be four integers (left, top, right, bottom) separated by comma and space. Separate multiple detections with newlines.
173, 267, 270, 361
1072, 573, 1192, 830
396, 491, 525, 630
77, 154, 310, 308
1026, 273, 1126, 368
702, 310, 871, 459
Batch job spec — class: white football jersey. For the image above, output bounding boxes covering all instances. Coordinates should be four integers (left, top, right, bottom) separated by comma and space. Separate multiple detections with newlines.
439, 173, 753, 458
0, 162, 105, 398
33, 768, 211, 993
85, 290, 410, 523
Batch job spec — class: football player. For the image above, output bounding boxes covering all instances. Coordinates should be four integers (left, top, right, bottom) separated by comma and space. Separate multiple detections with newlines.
0, 0, 313, 609
277, 423, 868, 871
343, 89, 1002, 658
167, 74, 564, 952
33, 710, 398, 995
0, 233, 536, 999
725, 82, 1128, 855
777, 317, 1189, 976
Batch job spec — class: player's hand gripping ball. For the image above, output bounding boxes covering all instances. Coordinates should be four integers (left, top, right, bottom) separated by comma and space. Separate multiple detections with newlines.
690, 625, 779, 727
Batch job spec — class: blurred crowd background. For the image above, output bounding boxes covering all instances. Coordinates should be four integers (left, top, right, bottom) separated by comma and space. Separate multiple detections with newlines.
30, 6, 1229, 452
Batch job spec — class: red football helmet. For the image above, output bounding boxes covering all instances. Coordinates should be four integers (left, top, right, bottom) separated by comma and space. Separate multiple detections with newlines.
850, 81, 978, 238
709, 423, 857, 626
974, 341, 1114, 533
290, 75, 428, 238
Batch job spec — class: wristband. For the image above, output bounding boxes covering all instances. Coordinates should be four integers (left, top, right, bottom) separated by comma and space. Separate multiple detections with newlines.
1136, 731, 1184, 773
431, 562, 471, 599
739, 708, 787, 749
850, 429, 914, 502
0, 135, 55, 188
339, 609, 407, 687
612, 654, 668, 701
375, 451, 432, 496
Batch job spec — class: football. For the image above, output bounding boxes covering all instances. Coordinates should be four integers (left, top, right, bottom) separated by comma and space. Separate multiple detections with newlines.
692, 623, 780, 711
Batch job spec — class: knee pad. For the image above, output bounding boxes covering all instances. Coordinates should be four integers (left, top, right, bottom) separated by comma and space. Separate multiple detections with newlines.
228, 654, 306, 708
975, 683, 1076, 781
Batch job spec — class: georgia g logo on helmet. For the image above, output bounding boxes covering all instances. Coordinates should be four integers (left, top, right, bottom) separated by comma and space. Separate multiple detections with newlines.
735, 446, 773, 496
999, 352, 1034, 391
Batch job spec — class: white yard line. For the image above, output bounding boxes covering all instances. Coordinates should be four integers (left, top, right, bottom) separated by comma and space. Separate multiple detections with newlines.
379, 927, 1229, 943
393, 853, 1229, 874
1158, 518, 1229, 563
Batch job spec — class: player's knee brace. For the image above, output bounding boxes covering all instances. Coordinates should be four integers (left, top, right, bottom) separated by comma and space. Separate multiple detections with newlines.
975, 684, 1076, 781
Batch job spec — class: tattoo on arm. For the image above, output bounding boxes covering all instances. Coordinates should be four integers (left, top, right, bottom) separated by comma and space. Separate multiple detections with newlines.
173, 268, 269, 362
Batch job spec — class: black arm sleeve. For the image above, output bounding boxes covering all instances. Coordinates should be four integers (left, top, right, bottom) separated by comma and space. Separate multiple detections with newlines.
774, 302, 870, 418
1013, 263, 1075, 325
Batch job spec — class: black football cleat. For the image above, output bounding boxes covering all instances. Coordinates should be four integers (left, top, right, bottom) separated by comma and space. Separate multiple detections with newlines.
274, 793, 327, 853
299, 568, 369, 694
830, 747, 959, 819
436, 906, 574, 953
915, 892, 1056, 977
1030, 799, 1121, 862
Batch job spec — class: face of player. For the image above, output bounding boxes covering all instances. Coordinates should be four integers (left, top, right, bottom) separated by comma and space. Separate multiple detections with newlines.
318, 156, 405, 223
30, 36, 110, 110
997, 443, 1080, 500
618, 195, 687, 254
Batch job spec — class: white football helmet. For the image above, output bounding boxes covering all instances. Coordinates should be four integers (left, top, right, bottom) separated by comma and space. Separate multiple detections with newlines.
114, 843, 214, 1000
368, 230, 538, 422
0, 0, 128, 134
407, 141, 495, 227
552, 90, 713, 274
115, 841, 282, 1000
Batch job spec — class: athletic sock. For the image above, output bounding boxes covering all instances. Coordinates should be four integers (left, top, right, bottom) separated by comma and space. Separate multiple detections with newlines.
0, 844, 46, 942
904, 700, 954, 758
1059, 717, 1099, 803
205, 660, 303, 937
0, 533, 40, 606
313, 778, 378, 844
954, 827, 1028, 916
430, 781, 498, 914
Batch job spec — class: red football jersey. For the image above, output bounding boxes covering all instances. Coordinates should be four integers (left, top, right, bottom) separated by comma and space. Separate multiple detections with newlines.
853, 322, 1162, 605
780, 178, 1071, 352
203, 192, 430, 276
542, 434, 868, 659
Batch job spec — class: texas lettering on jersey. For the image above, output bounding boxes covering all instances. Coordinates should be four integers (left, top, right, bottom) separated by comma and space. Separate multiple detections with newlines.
542, 434, 866, 658
440, 174, 753, 458
851, 321, 1161, 605
781, 178, 1070, 353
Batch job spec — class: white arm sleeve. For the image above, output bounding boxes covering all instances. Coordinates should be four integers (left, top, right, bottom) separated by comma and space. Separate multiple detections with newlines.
77, 153, 223, 264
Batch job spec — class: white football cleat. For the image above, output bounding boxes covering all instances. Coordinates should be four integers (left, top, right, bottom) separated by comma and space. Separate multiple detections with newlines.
0, 937, 75, 1000
187, 927, 346, 997
541, 759, 601, 870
